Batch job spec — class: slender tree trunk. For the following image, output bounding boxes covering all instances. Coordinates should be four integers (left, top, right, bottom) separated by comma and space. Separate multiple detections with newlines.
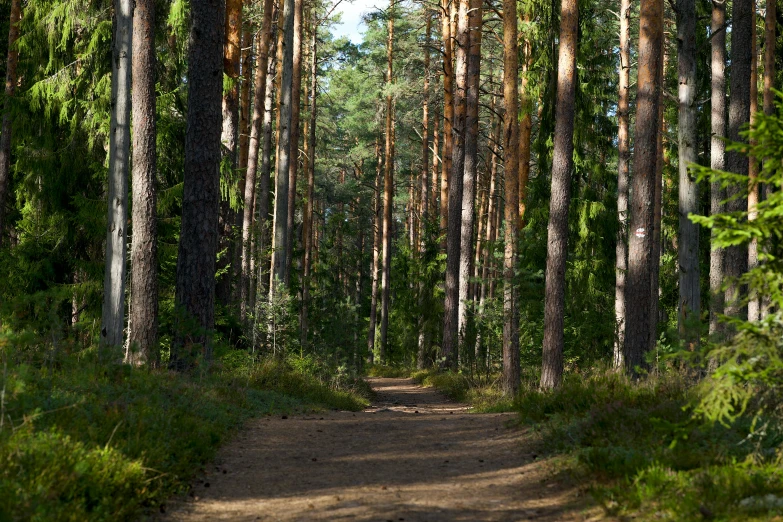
747, 16, 760, 321
420, 14, 431, 246
440, 0, 454, 240
709, 0, 725, 338
432, 110, 440, 214
456, 0, 482, 349
101, 0, 133, 352
172, 0, 225, 368
676, 0, 699, 343
270, 0, 295, 295
540, 0, 578, 390
479, 115, 499, 314
301, 14, 317, 348
723, 0, 753, 321
502, 0, 520, 395
442, 0, 469, 368
518, 12, 533, 226
649, 53, 664, 353
285, 0, 303, 283
614, 0, 631, 368
241, 0, 275, 319
0, 0, 20, 244
380, 2, 395, 363
238, 27, 253, 173
368, 139, 382, 363
222, 0, 242, 156
623, 0, 664, 372
128, 0, 158, 365
763, 0, 775, 119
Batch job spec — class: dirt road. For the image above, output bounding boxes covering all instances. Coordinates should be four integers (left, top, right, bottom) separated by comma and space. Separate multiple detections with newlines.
166, 378, 597, 521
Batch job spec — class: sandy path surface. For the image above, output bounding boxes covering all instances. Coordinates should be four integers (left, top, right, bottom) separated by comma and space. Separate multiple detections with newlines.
165, 378, 598, 521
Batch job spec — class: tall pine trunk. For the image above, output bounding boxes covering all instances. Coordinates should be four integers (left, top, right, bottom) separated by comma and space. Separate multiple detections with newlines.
368, 139, 382, 363
540, 0, 578, 390
0, 0, 20, 244
222, 0, 242, 155
614, 0, 631, 368
241, 0, 275, 319
301, 14, 317, 349
101, 0, 133, 352
677, 0, 699, 343
518, 12, 533, 226
172, 0, 225, 367
723, 0, 753, 321
439, 0, 454, 240
270, 0, 295, 295
284, 0, 303, 283
624, 0, 664, 372
747, 17, 760, 321
128, 0, 159, 365
379, 2, 395, 362
456, 0, 482, 348
709, 0, 725, 338
502, 0, 520, 395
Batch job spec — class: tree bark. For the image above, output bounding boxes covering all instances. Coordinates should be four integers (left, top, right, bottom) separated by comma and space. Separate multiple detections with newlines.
676, 0, 699, 343
518, 12, 533, 226
221, 0, 242, 156
709, 0, 725, 338
270, 0, 295, 295
457, 0, 482, 348
747, 16, 760, 321
301, 12, 317, 349
502, 0, 520, 395
540, 0, 578, 390
368, 138, 382, 363
420, 14, 431, 247
379, 2, 395, 363
285, 0, 304, 283
440, 0, 454, 240
763, 0, 775, 119
241, 0, 275, 319
101, 0, 133, 353
623, 0, 664, 372
723, 0, 753, 321
614, 0, 631, 368
442, 0, 469, 368
0, 0, 20, 244
238, 27, 253, 173
128, 0, 159, 365
172, 0, 225, 368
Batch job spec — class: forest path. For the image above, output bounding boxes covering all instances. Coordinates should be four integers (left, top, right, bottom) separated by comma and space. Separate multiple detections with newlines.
166, 377, 598, 521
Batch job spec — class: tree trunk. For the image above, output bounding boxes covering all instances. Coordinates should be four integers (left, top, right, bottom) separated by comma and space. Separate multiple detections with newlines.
518, 12, 533, 226
723, 0, 753, 321
285, 0, 303, 283
379, 2, 395, 363
172, 0, 225, 368
0, 0, 20, 244
420, 13, 431, 247
440, 0, 454, 240
540, 0, 578, 390
301, 13, 317, 349
269, 0, 295, 295
623, 0, 664, 372
747, 17, 759, 321
456, 0, 482, 349
709, 0, 725, 338
649, 52, 664, 353
222, 0, 242, 156
238, 27, 253, 174
128, 0, 159, 365
368, 139, 382, 363
502, 0, 520, 395
677, 0, 699, 343
442, 0, 469, 368
763, 0, 775, 119
614, 0, 631, 368
101, 0, 133, 353
241, 0, 275, 319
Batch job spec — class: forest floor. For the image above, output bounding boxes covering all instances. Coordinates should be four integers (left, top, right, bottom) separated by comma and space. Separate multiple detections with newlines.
165, 377, 603, 521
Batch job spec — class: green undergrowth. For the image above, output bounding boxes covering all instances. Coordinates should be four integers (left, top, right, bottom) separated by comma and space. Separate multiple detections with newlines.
0, 345, 369, 521
515, 369, 783, 521
366, 365, 514, 412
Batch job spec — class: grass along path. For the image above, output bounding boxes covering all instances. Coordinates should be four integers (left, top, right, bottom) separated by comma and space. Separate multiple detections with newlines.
166, 377, 599, 521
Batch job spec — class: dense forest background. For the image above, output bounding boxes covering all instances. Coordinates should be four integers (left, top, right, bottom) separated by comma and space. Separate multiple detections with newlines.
1, 0, 783, 517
